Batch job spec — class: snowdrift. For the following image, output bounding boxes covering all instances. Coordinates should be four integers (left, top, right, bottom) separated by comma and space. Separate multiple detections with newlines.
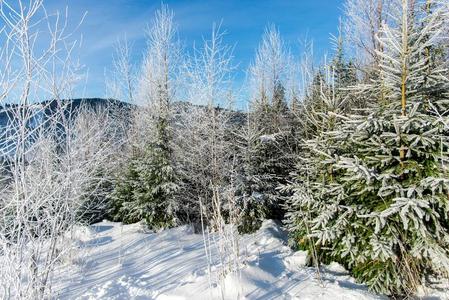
48, 220, 398, 299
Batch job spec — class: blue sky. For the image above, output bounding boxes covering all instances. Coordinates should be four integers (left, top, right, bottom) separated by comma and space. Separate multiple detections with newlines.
45, 0, 345, 99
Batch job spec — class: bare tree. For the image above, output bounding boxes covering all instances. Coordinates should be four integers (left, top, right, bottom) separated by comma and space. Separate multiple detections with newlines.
136, 4, 180, 109
0, 1, 121, 299
249, 25, 290, 111
176, 23, 235, 220
131, 4, 181, 150
173, 24, 241, 296
344, 0, 393, 71
106, 36, 136, 103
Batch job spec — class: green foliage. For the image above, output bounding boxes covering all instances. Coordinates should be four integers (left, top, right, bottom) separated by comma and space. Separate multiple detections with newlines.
236, 201, 268, 234
285, 1, 449, 296
286, 1, 449, 295
234, 126, 280, 234
287, 98, 449, 295
236, 82, 296, 234
112, 119, 179, 230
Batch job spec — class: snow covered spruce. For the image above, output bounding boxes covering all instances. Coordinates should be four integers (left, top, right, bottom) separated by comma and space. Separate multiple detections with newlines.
285, 0, 449, 296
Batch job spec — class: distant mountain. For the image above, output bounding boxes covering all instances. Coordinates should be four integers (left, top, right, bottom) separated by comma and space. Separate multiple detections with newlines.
0, 98, 133, 127
0, 98, 134, 160
0, 98, 246, 158
40, 98, 134, 114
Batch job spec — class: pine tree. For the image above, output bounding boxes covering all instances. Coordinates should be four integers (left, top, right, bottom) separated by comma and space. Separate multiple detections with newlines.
111, 4, 180, 229
236, 83, 295, 233
111, 120, 178, 229
234, 119, 272, 234
286, 0, 449, 295
234, 26, 298, 233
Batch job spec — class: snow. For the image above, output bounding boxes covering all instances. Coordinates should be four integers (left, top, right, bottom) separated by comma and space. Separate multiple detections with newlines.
259, 134, 277, 143
47, 220, 393, 300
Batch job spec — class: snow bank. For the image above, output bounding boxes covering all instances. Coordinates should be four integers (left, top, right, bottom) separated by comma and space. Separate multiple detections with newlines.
50, 220, 401, 299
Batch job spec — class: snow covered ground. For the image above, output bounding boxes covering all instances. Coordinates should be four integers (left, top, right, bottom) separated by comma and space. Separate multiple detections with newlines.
50, 220, 447, 300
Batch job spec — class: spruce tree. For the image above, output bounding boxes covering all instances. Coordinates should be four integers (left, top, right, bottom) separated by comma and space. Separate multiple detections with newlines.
235, 80, 296, 233
286, 0, 449, 295
111, 119, 178, 229
234, 120, 272, 234
236, 26, 298, 233
111, 4, 179, 229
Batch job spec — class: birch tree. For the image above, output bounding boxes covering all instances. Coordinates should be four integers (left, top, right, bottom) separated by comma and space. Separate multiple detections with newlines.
105, 36, 136, 103
174, 24, 235, 224
0, 1, 120, 298
344, 0, 394, 72
175, 25, 244, 295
